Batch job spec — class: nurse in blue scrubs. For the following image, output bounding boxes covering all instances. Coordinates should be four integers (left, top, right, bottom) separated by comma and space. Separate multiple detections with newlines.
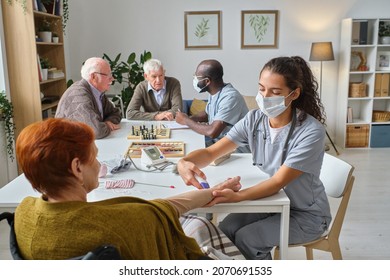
177, 56, 332, 260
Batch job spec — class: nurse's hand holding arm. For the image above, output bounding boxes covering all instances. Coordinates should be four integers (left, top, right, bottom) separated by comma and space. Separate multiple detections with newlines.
211, 165, 303, 203
177, 137, 237, 189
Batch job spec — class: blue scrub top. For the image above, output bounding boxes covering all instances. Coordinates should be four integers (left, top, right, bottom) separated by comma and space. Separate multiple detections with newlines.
205, 83, 248, 141
226, 109, 331, 223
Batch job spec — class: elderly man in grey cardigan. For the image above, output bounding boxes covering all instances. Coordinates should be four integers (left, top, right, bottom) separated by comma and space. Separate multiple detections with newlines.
55, 57, 121, 139
126, 58, 183, 120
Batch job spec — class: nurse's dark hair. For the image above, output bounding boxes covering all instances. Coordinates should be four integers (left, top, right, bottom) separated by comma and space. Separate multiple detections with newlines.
261, 56, 326, 125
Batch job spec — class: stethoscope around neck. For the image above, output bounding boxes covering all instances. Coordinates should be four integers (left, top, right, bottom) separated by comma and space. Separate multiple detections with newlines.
252, 107, 297, 167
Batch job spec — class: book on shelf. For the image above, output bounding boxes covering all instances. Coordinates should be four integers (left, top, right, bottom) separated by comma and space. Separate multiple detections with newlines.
359, 20, 368, 45
381, 73, 389, 97
60, 0, 64, 16
33, 0, 39, 10
36, 54, 43, 82
48, 68, 65, 79
351, 21, 360, 44
55, 0, 62, 16
351, 20, 368, 45
374, 74, 382, 97
347, 107, 353, 123
37, 0, 47, 12
42, 108, 56, 119
42, 1, 55, 14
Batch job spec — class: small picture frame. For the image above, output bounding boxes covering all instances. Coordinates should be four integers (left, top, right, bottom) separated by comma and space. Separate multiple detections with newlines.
241, 10, 279, 49
184, 11, 221, 49
376, 51, 390, 70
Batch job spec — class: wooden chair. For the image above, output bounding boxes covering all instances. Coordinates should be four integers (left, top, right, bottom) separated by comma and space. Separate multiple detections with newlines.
274, 153, 355, 260
241, 95, 259, 110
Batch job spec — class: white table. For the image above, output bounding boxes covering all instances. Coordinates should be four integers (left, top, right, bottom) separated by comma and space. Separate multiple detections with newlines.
95, 120, 205, 156
0, 120, 290, 259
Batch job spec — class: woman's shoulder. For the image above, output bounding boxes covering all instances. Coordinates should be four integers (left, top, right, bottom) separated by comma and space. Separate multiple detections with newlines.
296, 111, 325, 136
300, 111, 324, 128
90, 197, 175, 214
17, 196, 39, 209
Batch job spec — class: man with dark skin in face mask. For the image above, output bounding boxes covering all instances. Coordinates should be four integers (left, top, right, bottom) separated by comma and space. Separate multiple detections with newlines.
176, 59, 249, 151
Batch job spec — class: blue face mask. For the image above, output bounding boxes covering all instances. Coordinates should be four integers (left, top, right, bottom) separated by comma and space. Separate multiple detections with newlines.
192, 77, 207, 93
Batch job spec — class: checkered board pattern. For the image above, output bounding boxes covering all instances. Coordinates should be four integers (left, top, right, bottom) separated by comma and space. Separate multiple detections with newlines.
126, 141, 185, 158
127, 125, 171, 140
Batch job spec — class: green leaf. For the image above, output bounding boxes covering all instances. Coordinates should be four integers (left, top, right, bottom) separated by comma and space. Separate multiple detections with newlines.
127, 53, 136, 64
103, 51, 152, 108
0, 90, 15, 161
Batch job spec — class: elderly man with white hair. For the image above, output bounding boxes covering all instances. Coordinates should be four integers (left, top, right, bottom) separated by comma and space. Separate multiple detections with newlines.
126, 58, 183, 120
55, 57, 121, 139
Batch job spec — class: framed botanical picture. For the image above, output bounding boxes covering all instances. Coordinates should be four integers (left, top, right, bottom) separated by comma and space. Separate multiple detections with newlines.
184, 11, 221, 49
376, 51, 390, 70
241, 10, 279, 49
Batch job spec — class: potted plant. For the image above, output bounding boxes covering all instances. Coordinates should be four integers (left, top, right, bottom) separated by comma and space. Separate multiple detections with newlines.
52, 32, 59, 43
0, 91, 16, 161
6, 0, 69, 34
40, 57, 51, 80
38, 18, 52, 43
379, 21, 390, 44
41, 0, 70, 34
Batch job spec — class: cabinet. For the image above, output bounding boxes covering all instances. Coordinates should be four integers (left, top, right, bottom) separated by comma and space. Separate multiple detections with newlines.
1, 0, 66, 138
337, 18, 390, 148
35, 9, 67, 118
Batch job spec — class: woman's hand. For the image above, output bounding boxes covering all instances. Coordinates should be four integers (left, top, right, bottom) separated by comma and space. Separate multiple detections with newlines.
177, 158, 206, 189
206, 176, 242, 206
210, 176, 241, 192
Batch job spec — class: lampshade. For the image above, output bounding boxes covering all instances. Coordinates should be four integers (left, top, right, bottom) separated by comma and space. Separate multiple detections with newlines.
309, 42, 335, 61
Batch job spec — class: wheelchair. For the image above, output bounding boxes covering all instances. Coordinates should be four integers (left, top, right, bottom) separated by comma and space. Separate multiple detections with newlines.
0, 212, 121, 260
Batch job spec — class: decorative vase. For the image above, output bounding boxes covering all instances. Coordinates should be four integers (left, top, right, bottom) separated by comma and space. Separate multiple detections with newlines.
41, 68, 48, 81
379, 36, 390, 44
38, 31, 52, 43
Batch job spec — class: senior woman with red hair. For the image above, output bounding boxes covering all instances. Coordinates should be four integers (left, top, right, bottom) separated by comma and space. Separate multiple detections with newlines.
14, 118, 242, 260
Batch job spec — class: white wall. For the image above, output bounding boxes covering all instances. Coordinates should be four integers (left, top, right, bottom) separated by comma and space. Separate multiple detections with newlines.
65, 0, 390, 141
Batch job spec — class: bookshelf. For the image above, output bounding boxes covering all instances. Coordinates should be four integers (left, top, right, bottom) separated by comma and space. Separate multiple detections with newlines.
336, 18, 390, 148
1, 0, 66, 137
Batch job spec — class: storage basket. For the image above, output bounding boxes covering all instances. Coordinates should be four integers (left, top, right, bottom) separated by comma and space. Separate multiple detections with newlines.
346, 125, 369, 147
349, 83, 367, 97
372, 110, 390, 122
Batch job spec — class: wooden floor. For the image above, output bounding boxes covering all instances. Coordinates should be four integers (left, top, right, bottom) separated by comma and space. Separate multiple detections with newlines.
1, 147, 389, 260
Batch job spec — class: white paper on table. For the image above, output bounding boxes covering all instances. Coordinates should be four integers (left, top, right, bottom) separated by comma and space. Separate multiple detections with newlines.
162, 122, 189, 129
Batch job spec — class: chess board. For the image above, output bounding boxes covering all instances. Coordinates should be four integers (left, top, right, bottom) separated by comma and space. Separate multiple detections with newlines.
126, 141, 185, 158
127, 125, 171, 140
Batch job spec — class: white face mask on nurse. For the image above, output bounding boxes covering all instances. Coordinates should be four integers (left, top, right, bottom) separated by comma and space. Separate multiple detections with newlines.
255, 90, 295, 118
192, 76, 208, 93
